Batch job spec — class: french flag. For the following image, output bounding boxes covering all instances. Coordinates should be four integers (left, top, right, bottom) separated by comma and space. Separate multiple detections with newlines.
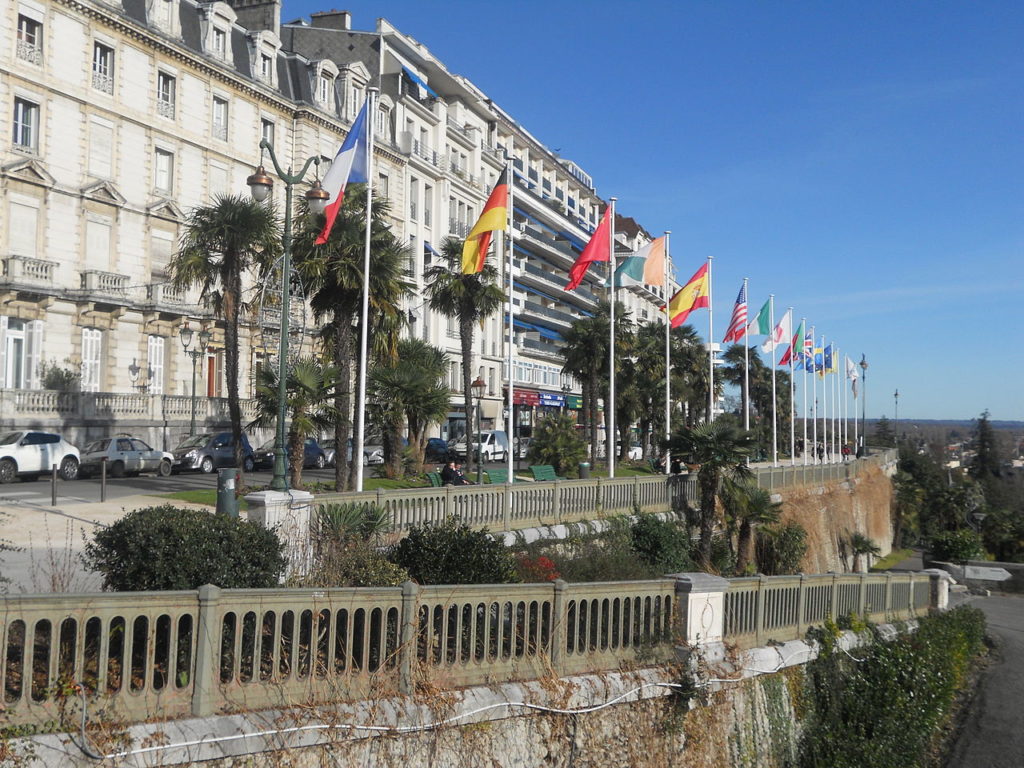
315, 100, 370, 245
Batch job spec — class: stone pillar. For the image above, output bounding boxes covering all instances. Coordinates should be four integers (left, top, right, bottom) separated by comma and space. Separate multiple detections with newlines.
923, 569, 952, 611
668, 572, 730, 646
245, 489, 314, 580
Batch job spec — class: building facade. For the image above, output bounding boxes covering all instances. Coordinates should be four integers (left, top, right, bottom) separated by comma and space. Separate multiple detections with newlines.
0, 0, 674, 450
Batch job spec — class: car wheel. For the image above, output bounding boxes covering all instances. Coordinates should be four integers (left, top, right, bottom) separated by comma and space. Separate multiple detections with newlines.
0, 460, 16, 484
110, 460, 126, 478
59, 456, 79, 481
315, 454, 326, 469
243, 457, 255, 473
157, 460, 172, 478
200, 456, 215, 474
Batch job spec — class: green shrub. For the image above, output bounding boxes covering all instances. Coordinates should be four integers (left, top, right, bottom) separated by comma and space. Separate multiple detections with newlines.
799, 606, 986, 768
756, 521, 809, 575
528, 413, 587, 475
514, 519, 660, 582
296, 540, 409, 588
928, 529, 984, 562
82, 505, 285, 590
630, 514, 693, 573
389, 517, 518, 585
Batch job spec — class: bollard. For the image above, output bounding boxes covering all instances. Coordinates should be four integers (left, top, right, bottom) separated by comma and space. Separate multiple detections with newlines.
51, 463, 57, 506
578, 461, 591, 479
100, 457, 107, 502
216, 468, 239, 517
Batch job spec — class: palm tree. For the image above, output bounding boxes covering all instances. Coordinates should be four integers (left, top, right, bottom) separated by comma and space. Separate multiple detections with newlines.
292, 187, 411, 491
247, 356, 337, 489
423, 237, 505, 479
722, 481, 783, 574
848, 532, 881, 573
667, 420, 753, 566
368, 338, 451, 476
170, 194, 281, 478
632, 322, 669, 459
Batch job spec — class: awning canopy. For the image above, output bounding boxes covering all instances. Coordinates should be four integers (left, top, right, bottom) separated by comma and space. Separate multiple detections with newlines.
401, 66, 438, 98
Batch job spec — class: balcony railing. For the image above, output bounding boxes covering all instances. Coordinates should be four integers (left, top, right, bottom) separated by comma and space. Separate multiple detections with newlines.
16, 40, 42, 65
411, 139, 439, 167
144, 282, 186, 307
80, 269, 129, 297
156, 98, 175, 119
449, 220, 470, 238
2, 255, 58, 288
91, 71, 113, 94
0, 388, 260, 425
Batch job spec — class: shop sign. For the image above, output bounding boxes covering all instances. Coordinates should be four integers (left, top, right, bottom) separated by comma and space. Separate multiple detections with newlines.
512, 389, 540, 406
539, 392, 565, 407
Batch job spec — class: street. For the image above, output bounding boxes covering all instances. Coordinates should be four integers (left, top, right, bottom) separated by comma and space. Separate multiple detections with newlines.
0, 457, 522, 507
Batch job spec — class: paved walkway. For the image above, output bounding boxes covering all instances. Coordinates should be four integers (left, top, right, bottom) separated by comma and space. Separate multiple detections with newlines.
944, 593, 1024, 768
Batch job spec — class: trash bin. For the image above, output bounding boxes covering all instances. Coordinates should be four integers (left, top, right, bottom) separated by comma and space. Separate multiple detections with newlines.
216, 467, 239, 518
578, 461, 591, 479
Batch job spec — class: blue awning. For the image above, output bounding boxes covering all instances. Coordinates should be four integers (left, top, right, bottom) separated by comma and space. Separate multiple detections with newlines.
401, 66, 438, 98
507, 316, 562, 341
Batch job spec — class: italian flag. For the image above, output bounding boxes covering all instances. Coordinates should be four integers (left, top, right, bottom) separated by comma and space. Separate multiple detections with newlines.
747, 299, 771, 336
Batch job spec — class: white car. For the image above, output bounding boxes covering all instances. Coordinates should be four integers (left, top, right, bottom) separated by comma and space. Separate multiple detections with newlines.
449, 431, 509, 463
0, 430, 80, 483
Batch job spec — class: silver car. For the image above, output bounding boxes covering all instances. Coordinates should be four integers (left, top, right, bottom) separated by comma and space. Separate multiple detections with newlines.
79, 436, 173, 478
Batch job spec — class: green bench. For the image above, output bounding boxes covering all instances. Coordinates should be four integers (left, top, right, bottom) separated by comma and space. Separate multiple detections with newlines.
486, 468, 519, 484
529, 464, 565, 482
426, 471, 442, 487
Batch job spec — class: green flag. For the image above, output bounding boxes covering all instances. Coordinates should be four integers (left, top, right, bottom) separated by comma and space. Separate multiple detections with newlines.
748, 299, 771, 335
611, 255, 645, 287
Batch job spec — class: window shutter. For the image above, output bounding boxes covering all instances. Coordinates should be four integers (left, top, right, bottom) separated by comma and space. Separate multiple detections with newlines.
26, 320, 43, 389
148, 335, 164, 394
9, 202, 38, 257
0, 316, 8, 388
89, 120, 113, 178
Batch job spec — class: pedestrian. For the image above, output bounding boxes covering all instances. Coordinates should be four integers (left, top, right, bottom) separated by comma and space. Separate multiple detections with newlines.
670, 457, 682, 475
816, 443, 825, 462
441, 458, 471, 486
842, 443, 851, 461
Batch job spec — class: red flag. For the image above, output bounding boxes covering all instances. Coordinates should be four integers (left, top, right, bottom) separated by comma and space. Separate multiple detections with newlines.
564, 207, 611, 291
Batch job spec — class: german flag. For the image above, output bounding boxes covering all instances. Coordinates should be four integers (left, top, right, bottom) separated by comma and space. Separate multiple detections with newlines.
461, 169, 509, 274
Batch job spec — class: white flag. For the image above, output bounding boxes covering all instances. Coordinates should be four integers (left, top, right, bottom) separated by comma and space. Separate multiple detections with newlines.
761, 309, 792, 353
845, 355, 859, 381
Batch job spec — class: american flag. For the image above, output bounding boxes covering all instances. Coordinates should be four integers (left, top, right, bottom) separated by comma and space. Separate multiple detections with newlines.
722, 282, 748, 343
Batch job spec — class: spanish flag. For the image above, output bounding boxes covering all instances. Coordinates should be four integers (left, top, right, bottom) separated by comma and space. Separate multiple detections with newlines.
667, 262, 710, 328
461, 169, 509, 274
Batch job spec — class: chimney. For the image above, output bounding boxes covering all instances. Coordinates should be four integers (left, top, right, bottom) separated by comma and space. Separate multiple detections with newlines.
310, 10, 352, 30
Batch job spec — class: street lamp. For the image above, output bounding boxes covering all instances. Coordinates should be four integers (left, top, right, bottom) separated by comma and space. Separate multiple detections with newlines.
561, 383, 570, 414
179, 322, 212, 436
859, 354, 868, 456
471, 376, 486, 484
247, 141, 329, 491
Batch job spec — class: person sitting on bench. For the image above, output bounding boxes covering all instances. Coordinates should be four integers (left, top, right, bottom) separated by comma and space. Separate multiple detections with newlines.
441, 458, 471, 486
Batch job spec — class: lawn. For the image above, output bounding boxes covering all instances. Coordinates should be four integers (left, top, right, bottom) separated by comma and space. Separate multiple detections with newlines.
870, 548, 916, 571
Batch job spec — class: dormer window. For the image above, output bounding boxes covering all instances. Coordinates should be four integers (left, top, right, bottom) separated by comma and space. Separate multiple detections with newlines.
317, 74, 332, 107
260, 54, 272, 81
212, 27, 227, 58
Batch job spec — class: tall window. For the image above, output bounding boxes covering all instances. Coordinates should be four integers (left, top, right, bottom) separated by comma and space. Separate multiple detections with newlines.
13, 98, 39, 151
86, 218, 112, 271
156, 72, 175, 118
147, 335, 165, 394
92, 43, 113, 93
88, 118, 113, 178
150, 230, 174, 276
423, 185, 433, 227
16, 14, 42, 64
8, 200, 38, 256
81, 328, 102, 392
317, 75, 332, 108
260, 118, 275, 148
377, 172, 389, 199
260, 54, 273, 82
409, 177, 419, 221
154, 148, 174, 193
212, 27, 227, 58
212, 97, 228, 141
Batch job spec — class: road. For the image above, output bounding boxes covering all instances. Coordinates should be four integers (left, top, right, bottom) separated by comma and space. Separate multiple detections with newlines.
0, 457, 521, 507
944, 594, 1024, 768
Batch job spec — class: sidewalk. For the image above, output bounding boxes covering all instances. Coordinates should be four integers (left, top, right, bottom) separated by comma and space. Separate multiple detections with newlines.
0, 494, 212, 594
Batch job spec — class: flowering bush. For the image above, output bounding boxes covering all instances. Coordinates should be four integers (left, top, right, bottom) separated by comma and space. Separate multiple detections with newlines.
516, 554, 561, 582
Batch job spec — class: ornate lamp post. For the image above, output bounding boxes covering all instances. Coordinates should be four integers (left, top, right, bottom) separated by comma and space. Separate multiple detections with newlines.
247, 141, 329, 492
859, 354, 868, 456
472, 376, 486, 484
179, 323, 212, 436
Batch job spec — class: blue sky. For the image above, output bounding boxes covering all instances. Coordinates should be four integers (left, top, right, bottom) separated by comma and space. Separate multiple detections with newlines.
286, 1, 1023, 421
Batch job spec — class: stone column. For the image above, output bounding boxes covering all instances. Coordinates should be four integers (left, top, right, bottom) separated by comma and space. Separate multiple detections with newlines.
668, 572, 731, 646
245, 489, 315, 580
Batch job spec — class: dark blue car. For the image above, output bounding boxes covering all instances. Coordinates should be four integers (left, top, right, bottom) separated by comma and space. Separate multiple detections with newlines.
254, 437, 327, 470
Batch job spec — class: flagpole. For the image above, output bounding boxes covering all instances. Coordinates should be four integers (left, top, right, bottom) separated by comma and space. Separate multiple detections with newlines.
788, 307, 795, 466
664, 230, 672, 475
811, 329, 818, 463
769, 294, 776, 466
832, 346, 839, 461
505, 156, 515, 488
707, 256, 715, 423
821, 334, 829, 463
608, 198, 617, 477
801, 318, 808, 465
842, 352, 848, 459
743, 278, 750, 432
853, 361, 859, 455
354, 87, 377, 492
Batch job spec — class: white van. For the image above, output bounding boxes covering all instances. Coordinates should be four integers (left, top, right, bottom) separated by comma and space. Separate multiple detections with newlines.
449, 430, 509, 462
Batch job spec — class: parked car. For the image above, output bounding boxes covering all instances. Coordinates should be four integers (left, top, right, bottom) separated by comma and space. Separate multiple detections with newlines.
449, 430, 509, 462
0, 430, 80, 483
254, 437, 327, 470
171, 432, 255, 473
425, 437, 451, 463
319, 439, 378, 467
79, 436, 173, 478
